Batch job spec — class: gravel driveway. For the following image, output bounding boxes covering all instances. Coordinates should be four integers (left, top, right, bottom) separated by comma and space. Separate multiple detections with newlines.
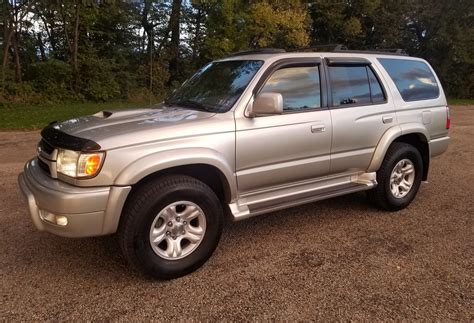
0, 106, 472, 320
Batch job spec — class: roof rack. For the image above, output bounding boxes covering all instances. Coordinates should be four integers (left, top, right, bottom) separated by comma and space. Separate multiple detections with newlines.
225, 48, 286, 58
297, 44, 408, 56
223, 45, 409, 58
334, 48, 408, 56
291, 44, 348, 52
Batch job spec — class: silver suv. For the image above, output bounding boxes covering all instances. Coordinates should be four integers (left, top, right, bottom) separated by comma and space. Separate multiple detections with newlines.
18, 49, 450, 279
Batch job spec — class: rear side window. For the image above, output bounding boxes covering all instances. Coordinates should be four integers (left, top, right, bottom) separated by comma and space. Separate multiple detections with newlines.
378, 58, 439, 101
368, 68, 385, 103
328, 65, 386, 107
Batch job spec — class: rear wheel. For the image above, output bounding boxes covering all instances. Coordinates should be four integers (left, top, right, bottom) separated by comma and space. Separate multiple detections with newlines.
368, 142, 423, 211
118, 174, 223, 279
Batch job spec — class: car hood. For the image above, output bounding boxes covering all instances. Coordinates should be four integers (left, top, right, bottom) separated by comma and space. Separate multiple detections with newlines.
48, 106, 217, 150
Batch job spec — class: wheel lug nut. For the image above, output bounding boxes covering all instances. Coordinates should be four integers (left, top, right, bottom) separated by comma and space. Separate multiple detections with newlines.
183, 221, 187, 225
167, 221, 172, 226
166, 231, 170, 235
176, 216, 181, 222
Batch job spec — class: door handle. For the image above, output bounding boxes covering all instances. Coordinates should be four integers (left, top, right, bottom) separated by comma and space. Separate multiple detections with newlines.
311, 124, 326, 133
382, 116, 393, 124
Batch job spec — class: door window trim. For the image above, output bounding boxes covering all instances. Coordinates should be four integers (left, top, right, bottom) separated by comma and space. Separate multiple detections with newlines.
323, 58, 388, 109
251, 58, 327, 115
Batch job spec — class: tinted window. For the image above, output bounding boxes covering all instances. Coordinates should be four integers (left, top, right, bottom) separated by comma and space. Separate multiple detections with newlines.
260, 66, 321, 111
378, 58, 439, 101
167, 60, 264, 113
368, 68, 385, 103
329, 66, 371, 106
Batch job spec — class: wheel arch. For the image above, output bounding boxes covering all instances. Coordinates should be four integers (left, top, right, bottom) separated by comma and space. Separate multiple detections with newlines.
132, 164, 233, 203
114, 148, 237, 203
368, 124, 430, 180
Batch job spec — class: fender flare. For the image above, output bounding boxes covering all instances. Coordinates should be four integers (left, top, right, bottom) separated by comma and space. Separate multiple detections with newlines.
114, 147, 237, 201
367, 123, 430, 173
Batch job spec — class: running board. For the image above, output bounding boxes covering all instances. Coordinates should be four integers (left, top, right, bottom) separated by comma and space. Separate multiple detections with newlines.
229, 172, 377, 221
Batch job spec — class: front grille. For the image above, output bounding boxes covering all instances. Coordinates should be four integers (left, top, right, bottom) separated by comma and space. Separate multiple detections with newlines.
39, 139, 54, 155
37, 158, 50, 174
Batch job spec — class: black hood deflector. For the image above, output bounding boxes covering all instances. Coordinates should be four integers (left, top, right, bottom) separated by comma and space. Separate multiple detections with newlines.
41, 125, 101, 152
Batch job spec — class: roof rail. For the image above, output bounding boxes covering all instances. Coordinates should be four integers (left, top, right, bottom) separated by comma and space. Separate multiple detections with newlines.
333, 47, 409, 56
224, 48, 286, 58
290, 44, 348, 52
222, 46, 409, 58
290, 44, 408, 56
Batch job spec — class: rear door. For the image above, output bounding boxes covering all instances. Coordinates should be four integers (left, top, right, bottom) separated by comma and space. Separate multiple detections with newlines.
324, 57, 396, 174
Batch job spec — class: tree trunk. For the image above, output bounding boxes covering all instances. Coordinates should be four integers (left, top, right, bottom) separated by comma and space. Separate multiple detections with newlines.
12, 33, 21, 82
37, 33, 46, 61
60, 4, 72, 57
167, 0, 182, 85
156, 25, 170, 58
2, 25, 13, 70
72, 0, 80, 93
39, 14, 57, 56
1, 24, 13, 92
191, 7, 203, 62
142, 0, 154, 61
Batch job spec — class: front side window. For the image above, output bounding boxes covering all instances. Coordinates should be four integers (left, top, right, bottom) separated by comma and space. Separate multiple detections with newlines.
378, 58, 439, 101
166, 60, 264, 113
328, 65, 386, 106
260, 66, 321, 111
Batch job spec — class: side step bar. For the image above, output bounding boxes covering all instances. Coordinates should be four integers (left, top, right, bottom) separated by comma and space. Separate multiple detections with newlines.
229, 172, 377, 221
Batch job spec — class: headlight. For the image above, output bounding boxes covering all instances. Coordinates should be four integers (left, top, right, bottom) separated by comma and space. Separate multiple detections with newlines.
57, 149, 105, 178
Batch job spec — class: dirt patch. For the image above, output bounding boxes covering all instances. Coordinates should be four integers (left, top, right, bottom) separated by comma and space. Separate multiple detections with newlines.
0, 106, 472, 320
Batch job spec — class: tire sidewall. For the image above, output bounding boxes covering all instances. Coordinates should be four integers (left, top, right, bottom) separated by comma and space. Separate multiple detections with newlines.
381, 146, 423, 209
132, 184, 222, 278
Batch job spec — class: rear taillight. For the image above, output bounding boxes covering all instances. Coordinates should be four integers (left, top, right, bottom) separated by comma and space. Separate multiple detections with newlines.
446, 106, 451, 129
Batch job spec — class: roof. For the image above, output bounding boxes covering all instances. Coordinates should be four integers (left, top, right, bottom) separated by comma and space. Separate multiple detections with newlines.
217, 47, 425, 63
219, 47, 410, 62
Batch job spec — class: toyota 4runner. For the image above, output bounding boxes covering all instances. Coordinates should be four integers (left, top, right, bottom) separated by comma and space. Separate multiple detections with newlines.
18, 48, 450, 279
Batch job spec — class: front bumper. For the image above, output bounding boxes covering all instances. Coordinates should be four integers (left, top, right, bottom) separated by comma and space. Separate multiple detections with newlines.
18, 159, 131, 238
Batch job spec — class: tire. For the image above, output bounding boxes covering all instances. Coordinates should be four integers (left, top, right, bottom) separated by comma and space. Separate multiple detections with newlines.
118, 174, 223, 279
367, 142, 423, 211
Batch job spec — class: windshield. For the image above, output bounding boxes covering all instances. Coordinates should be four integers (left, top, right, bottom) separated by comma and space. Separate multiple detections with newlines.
166, 60, 264, 113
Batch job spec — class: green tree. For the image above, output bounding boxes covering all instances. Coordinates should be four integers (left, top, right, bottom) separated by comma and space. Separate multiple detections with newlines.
202, 0, 310, 59
0, 0, 472, 104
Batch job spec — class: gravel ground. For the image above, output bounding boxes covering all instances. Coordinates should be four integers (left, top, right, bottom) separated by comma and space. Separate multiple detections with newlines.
0, 106, 473, 320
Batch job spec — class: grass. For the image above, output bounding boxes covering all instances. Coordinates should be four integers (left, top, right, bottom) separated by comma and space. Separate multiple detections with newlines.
0, 102, 152, 129
447, 98, 474, 105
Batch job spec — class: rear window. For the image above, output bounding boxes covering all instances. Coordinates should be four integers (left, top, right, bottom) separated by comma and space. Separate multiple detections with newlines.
378, 58, 439, 101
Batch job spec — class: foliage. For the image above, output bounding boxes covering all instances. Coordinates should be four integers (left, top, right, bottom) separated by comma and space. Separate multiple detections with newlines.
0, 101, 150, 129
0, 0, 472, 106
28, 60, 76, 102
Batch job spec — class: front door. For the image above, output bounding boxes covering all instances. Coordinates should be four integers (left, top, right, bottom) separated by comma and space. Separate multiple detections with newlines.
235, 61, 332, 194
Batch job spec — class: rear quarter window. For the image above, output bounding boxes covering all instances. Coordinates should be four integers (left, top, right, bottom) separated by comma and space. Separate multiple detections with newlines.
378, 58, 439, 101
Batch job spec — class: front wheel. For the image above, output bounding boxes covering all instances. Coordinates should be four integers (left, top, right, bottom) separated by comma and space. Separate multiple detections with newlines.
118, 174, 223, 279
368, 142, 423, 211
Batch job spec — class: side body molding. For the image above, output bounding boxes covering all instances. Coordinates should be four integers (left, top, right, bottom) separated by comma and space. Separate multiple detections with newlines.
114, 148, 237, 201
367, 123, 430, 173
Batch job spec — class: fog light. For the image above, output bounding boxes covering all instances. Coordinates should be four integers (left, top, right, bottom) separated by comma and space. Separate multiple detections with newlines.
39, 210, 68, 226
55, 216, 68, 226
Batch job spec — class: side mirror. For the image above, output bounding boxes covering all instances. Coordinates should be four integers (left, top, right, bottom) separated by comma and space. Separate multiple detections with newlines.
248, 92, 283, 117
